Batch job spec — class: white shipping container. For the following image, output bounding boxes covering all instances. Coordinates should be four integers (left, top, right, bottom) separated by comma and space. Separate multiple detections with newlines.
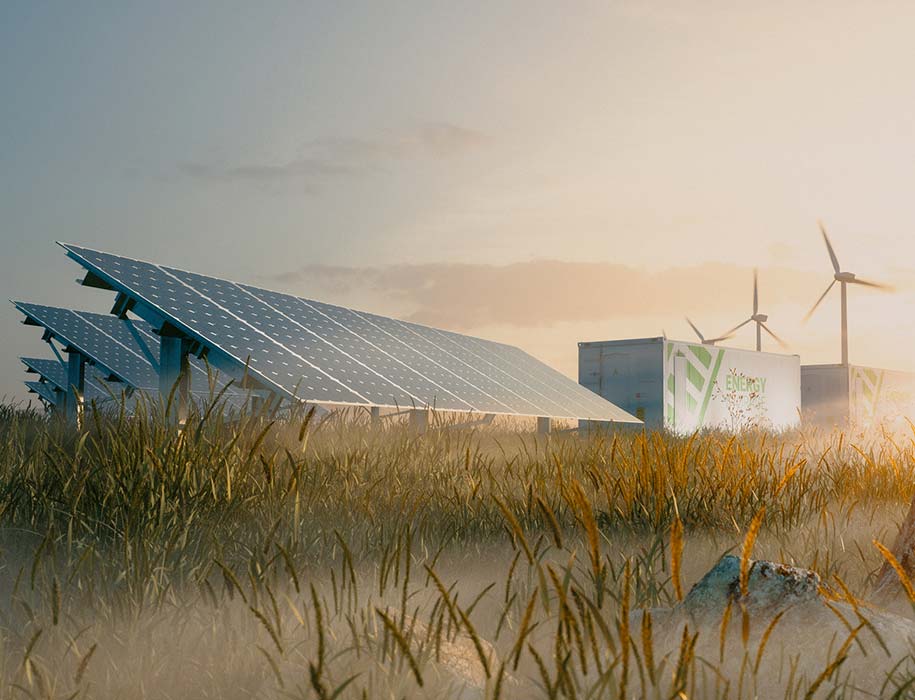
579, 337, 801, 432
801, 364, 915, 430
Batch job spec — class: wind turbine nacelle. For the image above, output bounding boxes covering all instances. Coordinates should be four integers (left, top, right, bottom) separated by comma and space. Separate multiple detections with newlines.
752, 314, 768, 323
835, 272, 856, 282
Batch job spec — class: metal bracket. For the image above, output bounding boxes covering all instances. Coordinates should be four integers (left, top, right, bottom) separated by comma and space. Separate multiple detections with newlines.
124, 317, 160, 372
80, 270, 114, 291
46, 337, 67, 367
110, 292, 137, 318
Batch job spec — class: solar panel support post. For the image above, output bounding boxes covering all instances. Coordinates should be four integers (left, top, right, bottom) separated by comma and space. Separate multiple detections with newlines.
410, 408, 430, 434
250, 392, 276, 418
537, 416, 552, 436
160, 335, 191, 423
52, 387, 66, 416
370, 406, 381, 424
65, 351, 86, 426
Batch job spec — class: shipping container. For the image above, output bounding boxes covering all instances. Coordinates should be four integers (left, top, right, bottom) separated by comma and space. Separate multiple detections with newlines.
801, 364, 915, 430
579, 337, 801, 432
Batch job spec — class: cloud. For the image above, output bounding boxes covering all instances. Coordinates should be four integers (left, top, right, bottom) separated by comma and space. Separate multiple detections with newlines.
179, 158, 354, 187
267, 259, 846, 331
180, 122, 486, 187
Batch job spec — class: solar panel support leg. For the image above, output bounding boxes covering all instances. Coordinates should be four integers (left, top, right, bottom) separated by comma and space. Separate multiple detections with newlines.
370, 406, 381, 424
160, 335, 191, 423
52, 387, 67, 417
65, 352, 85, 426
537, 416, 552, 436
410, 409, 430, 434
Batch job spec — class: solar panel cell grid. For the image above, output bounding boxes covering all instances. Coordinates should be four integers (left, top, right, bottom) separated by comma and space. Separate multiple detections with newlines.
426, 329, 574, 417
498, 342, 616, 414
301, 297, 482, 411
394, 320, 548, 415
170, 268, 414, 406
26, 381, 58, 405
159, 268, 369, 405
22, 358, 67, 389
460, 335, 599, 415
16, 304, 159, 390
354, 311, 514, 414
22, 358, 112, 403
240, 286, 472, 411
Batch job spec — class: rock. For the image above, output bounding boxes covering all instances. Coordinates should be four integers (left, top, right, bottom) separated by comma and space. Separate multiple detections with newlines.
682, 555, 820, 621
631, 555, 915, 698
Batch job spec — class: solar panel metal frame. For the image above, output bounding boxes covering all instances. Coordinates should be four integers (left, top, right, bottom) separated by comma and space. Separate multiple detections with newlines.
58, 243, 639, 423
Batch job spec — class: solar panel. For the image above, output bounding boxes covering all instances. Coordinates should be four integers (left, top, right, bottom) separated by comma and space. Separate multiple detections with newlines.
25, 380, 58, 406
59, 244, 639, 422
21, 357, 67, 390
14, 304, 247, 411
21, 356, 111, 403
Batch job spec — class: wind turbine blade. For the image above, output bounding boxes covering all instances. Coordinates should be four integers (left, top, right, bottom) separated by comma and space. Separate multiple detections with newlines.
685, 317, 704, 343
753, 268, 758, 315
760, 323, 788, 349
722, 318, 753, 337
803, 279, 836, 322
848, 277, 894, 291
818, 221, 841, 274
707, 332, 736, 344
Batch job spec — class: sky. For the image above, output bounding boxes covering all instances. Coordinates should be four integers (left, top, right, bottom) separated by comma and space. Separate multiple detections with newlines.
2, 1, 915, 403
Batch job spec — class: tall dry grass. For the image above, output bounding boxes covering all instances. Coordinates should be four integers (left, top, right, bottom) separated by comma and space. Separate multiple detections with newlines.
0, 398, 913, 697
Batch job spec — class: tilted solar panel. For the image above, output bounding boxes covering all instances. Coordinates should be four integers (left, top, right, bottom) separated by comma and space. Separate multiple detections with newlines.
14, 304, 247, 410
21, 357, 67, 390
59, 244, 638, 422
25, 380, 58, 406
22, 356, 111, 403
16, 303, 158, 389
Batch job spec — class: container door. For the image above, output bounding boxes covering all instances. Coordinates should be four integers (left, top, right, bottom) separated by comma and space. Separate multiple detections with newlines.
851, 370, 866, 426
673, 355, 689, 433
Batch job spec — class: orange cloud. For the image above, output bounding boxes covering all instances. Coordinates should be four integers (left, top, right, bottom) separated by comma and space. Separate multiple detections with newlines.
269, 260, 826, 330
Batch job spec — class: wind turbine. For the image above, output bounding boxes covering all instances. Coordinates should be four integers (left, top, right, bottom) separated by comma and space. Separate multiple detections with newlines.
721, 269, 787, 352
685, 317, 733, 346
804, 221, 892, 365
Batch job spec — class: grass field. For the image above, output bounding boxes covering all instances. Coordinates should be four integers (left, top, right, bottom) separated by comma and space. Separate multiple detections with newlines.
0, 398, 914, 699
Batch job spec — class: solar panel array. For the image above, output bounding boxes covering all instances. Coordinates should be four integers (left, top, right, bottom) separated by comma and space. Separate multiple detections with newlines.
55, 244, 637, 422
15, 303, 247, 412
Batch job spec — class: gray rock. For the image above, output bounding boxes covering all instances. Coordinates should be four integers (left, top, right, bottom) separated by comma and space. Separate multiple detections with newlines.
682, 554, 820, 621
630, 555, 915, 698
